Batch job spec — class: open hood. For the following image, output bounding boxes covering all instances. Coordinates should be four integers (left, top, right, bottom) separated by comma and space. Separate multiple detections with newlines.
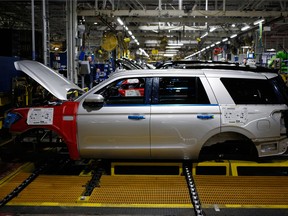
15, 60, 83, 100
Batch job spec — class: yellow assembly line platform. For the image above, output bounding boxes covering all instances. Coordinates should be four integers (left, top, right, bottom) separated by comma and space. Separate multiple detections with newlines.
0, 159, 287, 216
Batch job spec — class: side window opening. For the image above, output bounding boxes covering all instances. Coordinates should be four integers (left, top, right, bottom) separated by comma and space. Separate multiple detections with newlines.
95, 78, 146, 104
157, 77, 210, 104
221, 77, 284, 104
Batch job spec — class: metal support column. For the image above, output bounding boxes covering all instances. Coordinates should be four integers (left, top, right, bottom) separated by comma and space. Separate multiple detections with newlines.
66, 0, 78, 84
42, 0, 50, 66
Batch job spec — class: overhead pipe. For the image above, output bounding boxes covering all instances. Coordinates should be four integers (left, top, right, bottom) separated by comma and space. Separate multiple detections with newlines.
179, 0, 182, 10
31, 0, 35, 60
134, 0, 145, 10
205, 0, 208, 27
95, 0, 98, 10
102, 0, 107, 9
42, 0, 47, 65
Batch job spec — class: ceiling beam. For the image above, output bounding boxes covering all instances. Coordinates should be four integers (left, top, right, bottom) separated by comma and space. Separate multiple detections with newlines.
78, 9, 288, 18
84, 16, 256, 24
121, 17, 256, 24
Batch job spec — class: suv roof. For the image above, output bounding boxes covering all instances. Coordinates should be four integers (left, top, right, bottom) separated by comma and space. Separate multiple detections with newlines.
155, 60, 278, 73
110, 68, 277, 80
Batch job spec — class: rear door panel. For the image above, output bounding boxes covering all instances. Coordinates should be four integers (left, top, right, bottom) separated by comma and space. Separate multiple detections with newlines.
150, 76, 221, 159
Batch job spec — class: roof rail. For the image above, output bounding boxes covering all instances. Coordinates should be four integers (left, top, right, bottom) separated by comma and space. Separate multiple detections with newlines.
156, 60, 278, 73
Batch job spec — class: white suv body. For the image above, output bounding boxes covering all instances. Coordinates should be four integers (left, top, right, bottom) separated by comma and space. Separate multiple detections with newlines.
76, 69, 288, 160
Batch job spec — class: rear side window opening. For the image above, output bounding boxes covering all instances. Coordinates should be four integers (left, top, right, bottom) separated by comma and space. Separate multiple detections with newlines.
156, 77, 210, 104
221, 77, 288, 104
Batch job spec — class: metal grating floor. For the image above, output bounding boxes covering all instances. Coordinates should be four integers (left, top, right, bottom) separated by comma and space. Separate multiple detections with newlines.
89, 175, 191, 206
0, 173, 31, 200
0, 164, 288, 211
0, 173, 91, 204
194, 175, 288, 206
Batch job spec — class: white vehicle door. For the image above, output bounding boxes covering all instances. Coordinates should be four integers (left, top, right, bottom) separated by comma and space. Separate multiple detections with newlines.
77, 77, 151, 159
150, 76, 221, 160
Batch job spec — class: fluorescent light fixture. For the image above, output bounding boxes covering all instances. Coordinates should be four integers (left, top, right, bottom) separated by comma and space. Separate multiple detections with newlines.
241, 25, 250, 31
222, 38, 228, 42
201, 48, 205, 52
136, 42, 140, 45
216, 41, 221, 45
241, 46, 250, 48
117, 17, 124, 26
253, 19, 265, 25
200, 32, 208, 38
164, 53, 175, 57
128, 31, 132, 36
266, 48, 276, 52
168, 43, 183, 46
166, 46, 181, 49
165, 49, 179, 52
131, 35, 135, 40
210, 44, 215, 47
209, 27, 217, 32
125, 26, 128, 31
165, 52, 178, 54
231, 24, 236, 27
230, 34, 237, 38
139, 48, 149, 57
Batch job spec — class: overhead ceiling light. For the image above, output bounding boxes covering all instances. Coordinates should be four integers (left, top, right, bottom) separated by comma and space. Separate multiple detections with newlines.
164, 53, 175, 57
216, 41, 221, 45
168, 43, 183, 46
166, 46, 181, 49
139, 48, 149, 57
200, 32, 208, 38
266, 48, 275, 52
125, 26, 129, 31
230, 34, 237, 38
222, 38, 228, 42
128, 30, 132, 36
209, 27, 217, 32
241, 25, 250, 31
231, 24, 236, 27
117, 17, 124, 26
165, 50, 178, 54
253, 19, 265, 25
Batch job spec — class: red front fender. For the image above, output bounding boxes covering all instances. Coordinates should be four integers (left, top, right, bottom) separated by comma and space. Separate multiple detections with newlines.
10, 101, 80, 160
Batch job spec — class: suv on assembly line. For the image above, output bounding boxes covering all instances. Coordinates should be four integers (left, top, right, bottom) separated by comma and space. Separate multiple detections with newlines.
3, 60, 288, 161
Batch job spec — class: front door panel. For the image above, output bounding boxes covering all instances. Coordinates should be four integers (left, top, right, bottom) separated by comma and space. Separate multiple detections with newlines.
77, 77, 151, 159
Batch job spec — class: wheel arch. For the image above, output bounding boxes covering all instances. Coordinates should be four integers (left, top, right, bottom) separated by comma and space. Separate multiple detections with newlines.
198, 131, 258, 160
